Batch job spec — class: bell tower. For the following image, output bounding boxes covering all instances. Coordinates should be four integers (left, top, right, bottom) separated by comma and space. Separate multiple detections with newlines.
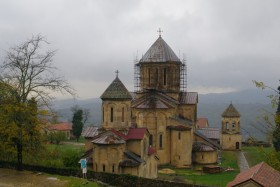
221, 103, 242, 150
100, 71, 132, 130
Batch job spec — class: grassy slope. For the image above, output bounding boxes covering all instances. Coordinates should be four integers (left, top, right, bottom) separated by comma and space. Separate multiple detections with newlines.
242, 146, 272, 167
158, 151, 239, 187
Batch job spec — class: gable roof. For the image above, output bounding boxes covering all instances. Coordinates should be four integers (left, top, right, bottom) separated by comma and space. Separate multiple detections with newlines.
100, 76, 132, 100
179, 92, 198, 105
196, 118, 209, 128
120, 151, 145, 167
196, 128, 220, 140
169, 116, 193, 126
47, 122, 72, 131
91, 130, 126, 144
82, 126, 99, 138
139, 36, 181, 63
194, 130, 220, 149
132, 91, 178, 109
227, 162, 280, 187
222, 103, 240, 117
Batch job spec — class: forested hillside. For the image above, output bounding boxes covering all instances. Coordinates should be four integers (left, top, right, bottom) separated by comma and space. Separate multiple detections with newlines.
52, 89, 275, 141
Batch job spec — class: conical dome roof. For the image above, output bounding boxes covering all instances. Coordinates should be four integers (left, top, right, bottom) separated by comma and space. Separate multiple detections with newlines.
222, 103, 240, 117
100, 76, 132, 100
139, 36, 180, 63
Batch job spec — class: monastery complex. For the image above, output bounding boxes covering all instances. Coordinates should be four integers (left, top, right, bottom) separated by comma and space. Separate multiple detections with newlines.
82, 33, 242, 178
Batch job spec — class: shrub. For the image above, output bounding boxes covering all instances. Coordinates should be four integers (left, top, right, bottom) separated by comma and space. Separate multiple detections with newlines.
62, 150, 81, 168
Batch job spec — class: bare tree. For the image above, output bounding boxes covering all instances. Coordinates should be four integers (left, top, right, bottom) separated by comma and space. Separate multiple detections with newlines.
0, 34, 75, 105
0, 34, 75, 170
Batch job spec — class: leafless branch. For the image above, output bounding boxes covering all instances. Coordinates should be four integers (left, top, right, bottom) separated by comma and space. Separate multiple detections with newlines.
0, 34, 76, 107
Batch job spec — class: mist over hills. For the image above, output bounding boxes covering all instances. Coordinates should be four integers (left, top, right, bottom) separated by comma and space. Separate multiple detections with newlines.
52, 89, 275, 141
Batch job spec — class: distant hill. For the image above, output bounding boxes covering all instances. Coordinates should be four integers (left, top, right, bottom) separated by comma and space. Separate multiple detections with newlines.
51, 98, 102, 125
51, 89, 275, 141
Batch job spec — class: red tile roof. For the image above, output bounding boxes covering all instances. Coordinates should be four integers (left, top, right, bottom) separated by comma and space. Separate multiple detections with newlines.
48, 122, 72, 131
111, 129, 128, 140
126, 128, 147, 140
227, 162, 280, 187
148, 147, 156, 155
196, 118, 209, 128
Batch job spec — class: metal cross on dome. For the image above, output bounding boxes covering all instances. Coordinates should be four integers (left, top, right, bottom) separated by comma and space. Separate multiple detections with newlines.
157, 28, 163, 37
115, 70, 119, 77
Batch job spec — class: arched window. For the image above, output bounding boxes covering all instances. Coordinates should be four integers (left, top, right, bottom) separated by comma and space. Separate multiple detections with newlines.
159, 134, 163, 149
110, 107, 113, 122
121, 107, 125, 122
112, 165, 115, 173
226, 122, 229, 130
149, 134, 153, 146
178, 132, 181, 140
232, 122, 236, 130
103, 164, 106, 172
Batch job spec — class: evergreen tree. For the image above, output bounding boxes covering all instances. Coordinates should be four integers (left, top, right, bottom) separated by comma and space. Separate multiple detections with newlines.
273, 86, 280, 151
72, 109, 84, 142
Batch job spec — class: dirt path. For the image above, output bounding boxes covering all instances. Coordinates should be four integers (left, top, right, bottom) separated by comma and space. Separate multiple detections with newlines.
0, 168, 67, 187
236, 151, 250, 172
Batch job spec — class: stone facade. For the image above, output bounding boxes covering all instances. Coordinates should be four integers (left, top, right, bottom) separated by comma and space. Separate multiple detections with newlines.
221, 104, 242, 150
193, 151, 218, 165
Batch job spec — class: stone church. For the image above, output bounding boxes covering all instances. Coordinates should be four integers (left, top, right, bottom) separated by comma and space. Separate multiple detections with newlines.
83, 33, 224, 178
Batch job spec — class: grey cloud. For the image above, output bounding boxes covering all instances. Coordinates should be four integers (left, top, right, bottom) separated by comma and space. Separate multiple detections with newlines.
0, 0, 279, 99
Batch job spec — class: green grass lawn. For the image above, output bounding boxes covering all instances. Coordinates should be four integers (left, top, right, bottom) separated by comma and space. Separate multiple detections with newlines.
55, 175, 100, 187
242, 146, 272, 167
158, 151, 239, 187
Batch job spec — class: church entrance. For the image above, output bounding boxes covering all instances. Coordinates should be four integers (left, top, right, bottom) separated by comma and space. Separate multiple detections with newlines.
236, 142, 240, 149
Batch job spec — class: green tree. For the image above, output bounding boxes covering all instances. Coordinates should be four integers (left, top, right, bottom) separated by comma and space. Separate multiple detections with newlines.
0, 35, 75, 170
47, 131, 67, 144
72, 109, 84, 142
273, 86, 280, 151
254, 81, 280, 171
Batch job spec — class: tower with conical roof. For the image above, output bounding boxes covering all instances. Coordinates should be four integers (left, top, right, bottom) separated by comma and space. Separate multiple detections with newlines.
132, 32, 198, 167
134, 34, 186, 100
221, 103, 242, 150
100, 72, 132, 130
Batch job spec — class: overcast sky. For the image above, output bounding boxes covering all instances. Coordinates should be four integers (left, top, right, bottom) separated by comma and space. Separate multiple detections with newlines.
0, 0, 279, 99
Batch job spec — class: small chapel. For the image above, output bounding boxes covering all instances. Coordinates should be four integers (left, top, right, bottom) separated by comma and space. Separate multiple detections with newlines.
82, 31, 240, 178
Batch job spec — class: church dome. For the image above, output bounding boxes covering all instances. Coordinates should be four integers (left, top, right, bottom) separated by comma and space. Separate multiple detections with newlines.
222, 103, 240, 117
139, 36, 181, 63
100, 76, 132, 100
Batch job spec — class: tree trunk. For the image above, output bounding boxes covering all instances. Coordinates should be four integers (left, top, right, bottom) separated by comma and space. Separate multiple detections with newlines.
17, 142, 23, 170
